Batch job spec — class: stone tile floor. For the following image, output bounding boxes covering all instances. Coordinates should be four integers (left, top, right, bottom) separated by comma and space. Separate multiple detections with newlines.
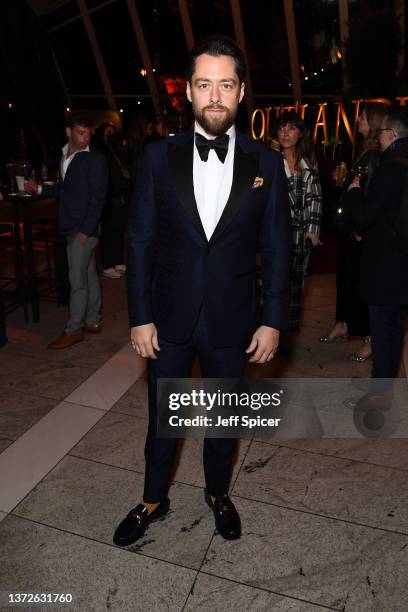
1, 273, 408, 611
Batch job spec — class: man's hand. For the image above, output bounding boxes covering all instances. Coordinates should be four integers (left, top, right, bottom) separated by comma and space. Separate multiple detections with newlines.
78, 232, 88, 245
130, 323, 160, 359
305, 231, 320, 247
347, 177, 360, 191
24, 179, 38, 194
246, 325, 280, 363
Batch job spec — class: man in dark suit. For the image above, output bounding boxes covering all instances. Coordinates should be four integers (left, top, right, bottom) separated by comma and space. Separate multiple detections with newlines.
27, 114, 108, 349
114, 36, 291, 545
349, 106, 408, 382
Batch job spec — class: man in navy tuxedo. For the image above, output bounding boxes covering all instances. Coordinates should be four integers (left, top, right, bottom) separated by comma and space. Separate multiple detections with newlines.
114, 35, 291, 545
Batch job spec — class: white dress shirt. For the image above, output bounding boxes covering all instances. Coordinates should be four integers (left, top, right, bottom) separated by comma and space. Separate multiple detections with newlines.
193, 122, 235, 240
61, 143, 90, 180
37, 143, 90, 195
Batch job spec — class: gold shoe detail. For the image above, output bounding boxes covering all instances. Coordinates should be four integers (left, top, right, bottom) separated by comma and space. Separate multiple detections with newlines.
83, 323, 103, 334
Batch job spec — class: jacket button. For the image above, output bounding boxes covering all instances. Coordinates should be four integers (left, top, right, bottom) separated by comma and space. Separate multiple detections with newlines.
206, 246, 210, 254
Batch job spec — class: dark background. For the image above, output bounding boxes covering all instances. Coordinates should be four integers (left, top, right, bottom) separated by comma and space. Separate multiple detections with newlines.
0, 0, 407, 175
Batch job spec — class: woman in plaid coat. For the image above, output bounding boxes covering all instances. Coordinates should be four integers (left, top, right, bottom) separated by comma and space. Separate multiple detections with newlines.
276, 111, 322, 332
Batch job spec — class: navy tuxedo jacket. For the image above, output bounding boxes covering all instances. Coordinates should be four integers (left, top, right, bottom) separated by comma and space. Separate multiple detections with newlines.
127, 129, 291, 348
43, 148, 108, 237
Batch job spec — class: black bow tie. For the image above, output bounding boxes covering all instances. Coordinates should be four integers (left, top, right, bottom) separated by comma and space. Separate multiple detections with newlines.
195, 132, 229, 163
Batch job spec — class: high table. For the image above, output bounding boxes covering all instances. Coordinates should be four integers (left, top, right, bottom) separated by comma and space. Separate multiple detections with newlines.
1, 194, 58, 322
0, 195, 27, 319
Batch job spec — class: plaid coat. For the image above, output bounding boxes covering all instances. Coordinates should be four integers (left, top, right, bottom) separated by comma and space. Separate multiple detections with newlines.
283, 157, 323, 330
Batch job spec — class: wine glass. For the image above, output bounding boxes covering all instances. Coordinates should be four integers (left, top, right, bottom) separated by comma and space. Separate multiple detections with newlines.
334, 162, 347, 186
15, 162, 30, 195
352, 163, 369, 187
6, 162, 18, 196
356, 164, 368, 182
23, 163, 32, 180
23, 166, 38, 198
22, 163, 34, 197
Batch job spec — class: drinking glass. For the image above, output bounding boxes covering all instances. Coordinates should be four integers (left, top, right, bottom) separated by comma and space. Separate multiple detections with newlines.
15, 162, 30, 194
355, 164, 368, 182
23, 163, 32, 181
6, 162, 18, 196
334, 162, 347, 186
21, 164, 35, 196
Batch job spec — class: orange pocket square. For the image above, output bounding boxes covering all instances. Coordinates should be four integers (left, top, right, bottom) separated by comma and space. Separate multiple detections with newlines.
252, 177, 264, 189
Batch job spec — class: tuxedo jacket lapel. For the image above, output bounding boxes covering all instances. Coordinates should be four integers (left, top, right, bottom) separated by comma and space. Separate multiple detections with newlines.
168, 131, 207, 241
168, 130, 259, 245
209, 139, 259, 245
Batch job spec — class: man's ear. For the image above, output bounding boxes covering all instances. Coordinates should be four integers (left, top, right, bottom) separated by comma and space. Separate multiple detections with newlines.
65, 127, 71, 141
239, 82, 245, 103
186, 81, 192, 103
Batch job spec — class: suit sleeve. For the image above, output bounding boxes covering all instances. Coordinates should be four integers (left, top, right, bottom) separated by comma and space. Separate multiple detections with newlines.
259, 154, 291, 330
127, 144, 157, 327
41, 184, 60, 198
80, 154, 108, 236
350, 164, 390, 228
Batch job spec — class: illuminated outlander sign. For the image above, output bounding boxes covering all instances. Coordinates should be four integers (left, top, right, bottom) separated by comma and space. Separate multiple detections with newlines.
251, 97, 408, 145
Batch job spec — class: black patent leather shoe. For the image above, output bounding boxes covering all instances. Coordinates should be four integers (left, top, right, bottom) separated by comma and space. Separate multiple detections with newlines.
113, 498, 170, 546
205, 490, 241, 540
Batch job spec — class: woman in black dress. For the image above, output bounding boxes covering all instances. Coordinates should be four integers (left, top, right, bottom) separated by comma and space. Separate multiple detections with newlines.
320, 102, 389, 361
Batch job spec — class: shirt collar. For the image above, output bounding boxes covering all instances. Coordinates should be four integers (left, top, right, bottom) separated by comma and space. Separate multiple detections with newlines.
283, 155, 308, 174
62, 143, 90, 158
384, 137, 408, 154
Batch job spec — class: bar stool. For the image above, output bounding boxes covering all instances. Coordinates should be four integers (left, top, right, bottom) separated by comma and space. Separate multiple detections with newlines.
0, 221, 28, 319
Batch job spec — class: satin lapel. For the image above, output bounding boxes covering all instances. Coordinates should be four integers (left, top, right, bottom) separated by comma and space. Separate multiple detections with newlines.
209, 141, 259, 245
168, 133, 207, 241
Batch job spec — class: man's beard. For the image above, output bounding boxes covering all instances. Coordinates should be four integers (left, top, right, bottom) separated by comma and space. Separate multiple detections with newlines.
193, 103, 236, 137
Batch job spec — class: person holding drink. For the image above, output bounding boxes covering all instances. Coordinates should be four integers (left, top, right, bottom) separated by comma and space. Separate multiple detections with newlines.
25, 113, 108, 349
320, 102, 389, 362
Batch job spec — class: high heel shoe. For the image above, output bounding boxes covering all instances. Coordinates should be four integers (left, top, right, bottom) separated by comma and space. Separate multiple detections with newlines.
348, 336, 372, 362
320, 323, 349, 343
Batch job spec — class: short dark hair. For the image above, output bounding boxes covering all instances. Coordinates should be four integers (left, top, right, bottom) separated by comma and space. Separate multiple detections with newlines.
275, 110, 306, 134
384, 106, 408, 139
65, 113, 91, 129
186, 34, 247, 84
275, 111, 315, 169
